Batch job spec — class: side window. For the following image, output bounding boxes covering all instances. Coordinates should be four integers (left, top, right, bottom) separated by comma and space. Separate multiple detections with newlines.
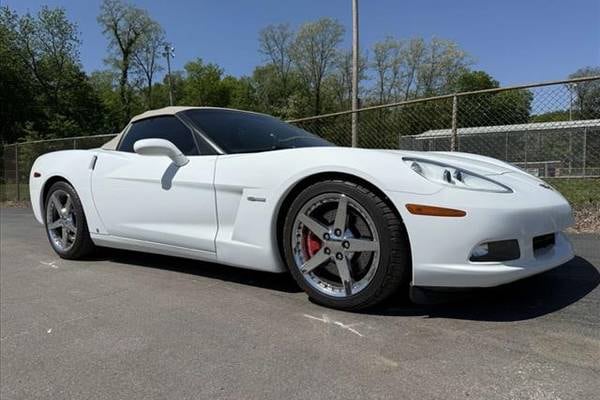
118, 116, 199, 155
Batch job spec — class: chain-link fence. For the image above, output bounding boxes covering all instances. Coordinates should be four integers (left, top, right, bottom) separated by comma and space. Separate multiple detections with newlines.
1, 134, 116, 201
290, 76, 600, 178
1, 76, 599, 203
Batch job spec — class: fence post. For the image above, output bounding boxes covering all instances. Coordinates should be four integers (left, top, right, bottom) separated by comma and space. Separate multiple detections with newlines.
450, 95, 458, 151
524, 132, 528, 171
73, 138, 77, 149
539, 132, 543, 176
568, 131, 572, 176
15, 144, 20, 201
505, 132, 509, 161
582, 127, 587, 176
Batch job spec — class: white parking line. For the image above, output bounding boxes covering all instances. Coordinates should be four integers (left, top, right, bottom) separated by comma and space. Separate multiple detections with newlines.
303, 313, 365, 337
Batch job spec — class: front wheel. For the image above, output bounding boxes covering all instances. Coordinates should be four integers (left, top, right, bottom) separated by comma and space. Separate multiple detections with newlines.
282, 180, 410, 311
44, 181, 95, 259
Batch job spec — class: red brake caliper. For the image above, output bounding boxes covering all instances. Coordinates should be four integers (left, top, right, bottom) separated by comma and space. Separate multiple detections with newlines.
304, 231, 322, 258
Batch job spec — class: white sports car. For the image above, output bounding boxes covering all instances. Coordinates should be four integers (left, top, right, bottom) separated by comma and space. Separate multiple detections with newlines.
29, 107, 575, 310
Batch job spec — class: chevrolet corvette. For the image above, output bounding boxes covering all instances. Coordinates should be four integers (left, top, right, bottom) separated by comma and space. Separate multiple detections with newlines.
29, 107, 575, 310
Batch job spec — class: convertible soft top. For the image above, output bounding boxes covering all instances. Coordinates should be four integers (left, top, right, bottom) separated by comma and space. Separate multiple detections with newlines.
101, 106, 266, 150
102, 106, 194, 150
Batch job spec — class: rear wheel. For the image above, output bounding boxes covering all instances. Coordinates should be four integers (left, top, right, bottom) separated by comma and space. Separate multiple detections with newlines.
44, 181, 95, 259
283, 179, 410, 310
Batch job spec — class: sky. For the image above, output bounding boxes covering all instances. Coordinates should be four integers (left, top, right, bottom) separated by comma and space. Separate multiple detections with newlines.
3, 0, 600, 86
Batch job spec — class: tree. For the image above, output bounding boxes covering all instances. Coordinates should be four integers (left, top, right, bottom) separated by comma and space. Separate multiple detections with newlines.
371, 37, 403, 104
0, 7, 34, 144
329, 48, 367, 110
16, 7, 81, 108
181, 58, 231, 107
290, 18, 344, 115
569, 66, 600, 119
1, 6, 106, 142
417, 38, 471, 96
530, 110, 570, 123
368, 37, 471, 103
88, 70, 122, 132
98, 0, 157, 123
453, 70, 499, 127
132, 22, 165, 109
400, 38, 426, 100
453, 70, 531, 128
453, 70, 498, 92
258, 23, 294, 96
247, 64, 307, 117
221, 75, 258, 112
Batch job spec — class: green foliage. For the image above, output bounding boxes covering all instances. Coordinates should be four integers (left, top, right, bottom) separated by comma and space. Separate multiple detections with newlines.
181, 59, 231, 107
546, 178, 600, 206
290, 18, 345, 115
453, 70, 499, 92
0, 5, 108, 144
98, 0, 160, 124
0, 7, 35, 144
531, 111, 571, 122
456, 71, 532, 128
569, 67, 600, 120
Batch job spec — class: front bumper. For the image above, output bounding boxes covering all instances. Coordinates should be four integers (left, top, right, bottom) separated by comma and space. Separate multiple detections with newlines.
388, 174, 575, 288
410, 231, 573, 288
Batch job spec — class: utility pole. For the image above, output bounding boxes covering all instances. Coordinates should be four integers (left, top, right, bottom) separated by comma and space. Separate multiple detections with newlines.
163, 43, 175, 106
351, 0, 359, 147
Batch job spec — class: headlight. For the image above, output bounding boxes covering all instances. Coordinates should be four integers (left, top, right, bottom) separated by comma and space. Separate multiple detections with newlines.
403, 157, 512, 193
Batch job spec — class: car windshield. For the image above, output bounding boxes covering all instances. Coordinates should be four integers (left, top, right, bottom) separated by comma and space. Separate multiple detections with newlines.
182, 109, 333, 154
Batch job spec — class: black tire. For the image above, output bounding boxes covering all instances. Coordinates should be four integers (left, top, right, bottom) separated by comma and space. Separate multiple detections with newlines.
44, 181, 96, 259
282, 179, 411, 311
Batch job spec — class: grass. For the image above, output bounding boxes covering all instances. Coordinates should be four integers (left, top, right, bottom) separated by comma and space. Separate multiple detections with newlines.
0, 183, 30, 203
545, 178, 600, 207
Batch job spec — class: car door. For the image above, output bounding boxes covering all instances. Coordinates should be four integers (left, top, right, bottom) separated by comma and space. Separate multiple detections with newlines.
91, 115, 218, 253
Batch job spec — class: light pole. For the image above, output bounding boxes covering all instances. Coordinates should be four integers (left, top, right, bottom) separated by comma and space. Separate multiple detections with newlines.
351, 0, 359, 147
163, 43, 175, 106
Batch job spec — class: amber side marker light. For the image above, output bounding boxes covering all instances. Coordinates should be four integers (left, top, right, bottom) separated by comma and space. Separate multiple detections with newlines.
33, 172, 41, 178
406, 203, 466, 217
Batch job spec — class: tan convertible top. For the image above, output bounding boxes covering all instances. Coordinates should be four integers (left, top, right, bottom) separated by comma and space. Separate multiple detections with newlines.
101, 106, 266, 150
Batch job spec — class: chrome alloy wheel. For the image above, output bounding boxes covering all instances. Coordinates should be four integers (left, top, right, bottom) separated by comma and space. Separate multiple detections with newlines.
291, 193, 381, 298
46, 189, 77, 252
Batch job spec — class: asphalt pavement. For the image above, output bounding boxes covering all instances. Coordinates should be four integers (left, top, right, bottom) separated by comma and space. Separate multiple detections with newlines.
1, 207, 599, 400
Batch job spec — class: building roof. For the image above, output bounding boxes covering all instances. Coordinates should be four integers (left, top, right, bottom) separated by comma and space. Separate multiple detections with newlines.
414, 119, 600, 139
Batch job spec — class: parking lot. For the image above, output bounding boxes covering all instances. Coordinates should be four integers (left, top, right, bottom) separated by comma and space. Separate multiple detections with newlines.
1, 207, 599, 399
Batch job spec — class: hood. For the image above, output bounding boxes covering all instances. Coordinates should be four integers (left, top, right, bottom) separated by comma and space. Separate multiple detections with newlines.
381, 150, 521, 177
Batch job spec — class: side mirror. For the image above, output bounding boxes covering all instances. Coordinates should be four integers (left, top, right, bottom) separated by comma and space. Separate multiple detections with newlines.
133, 138, 189, 167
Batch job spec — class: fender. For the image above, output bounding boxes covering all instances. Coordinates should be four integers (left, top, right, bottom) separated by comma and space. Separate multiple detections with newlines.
29, 150, 107, 234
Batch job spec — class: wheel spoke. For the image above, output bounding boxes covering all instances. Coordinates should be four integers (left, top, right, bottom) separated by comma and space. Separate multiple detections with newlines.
334, 255, 353, 296
47, 220, 62, 230
63, 195, 72, 214
298, 213, 329, 238
61, 227, 69, 247
64, 221, 76, 233
300, 248, 330, 274
333, 195, 348, 234
346, 238, 379, 253
51, 194, 62, 213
